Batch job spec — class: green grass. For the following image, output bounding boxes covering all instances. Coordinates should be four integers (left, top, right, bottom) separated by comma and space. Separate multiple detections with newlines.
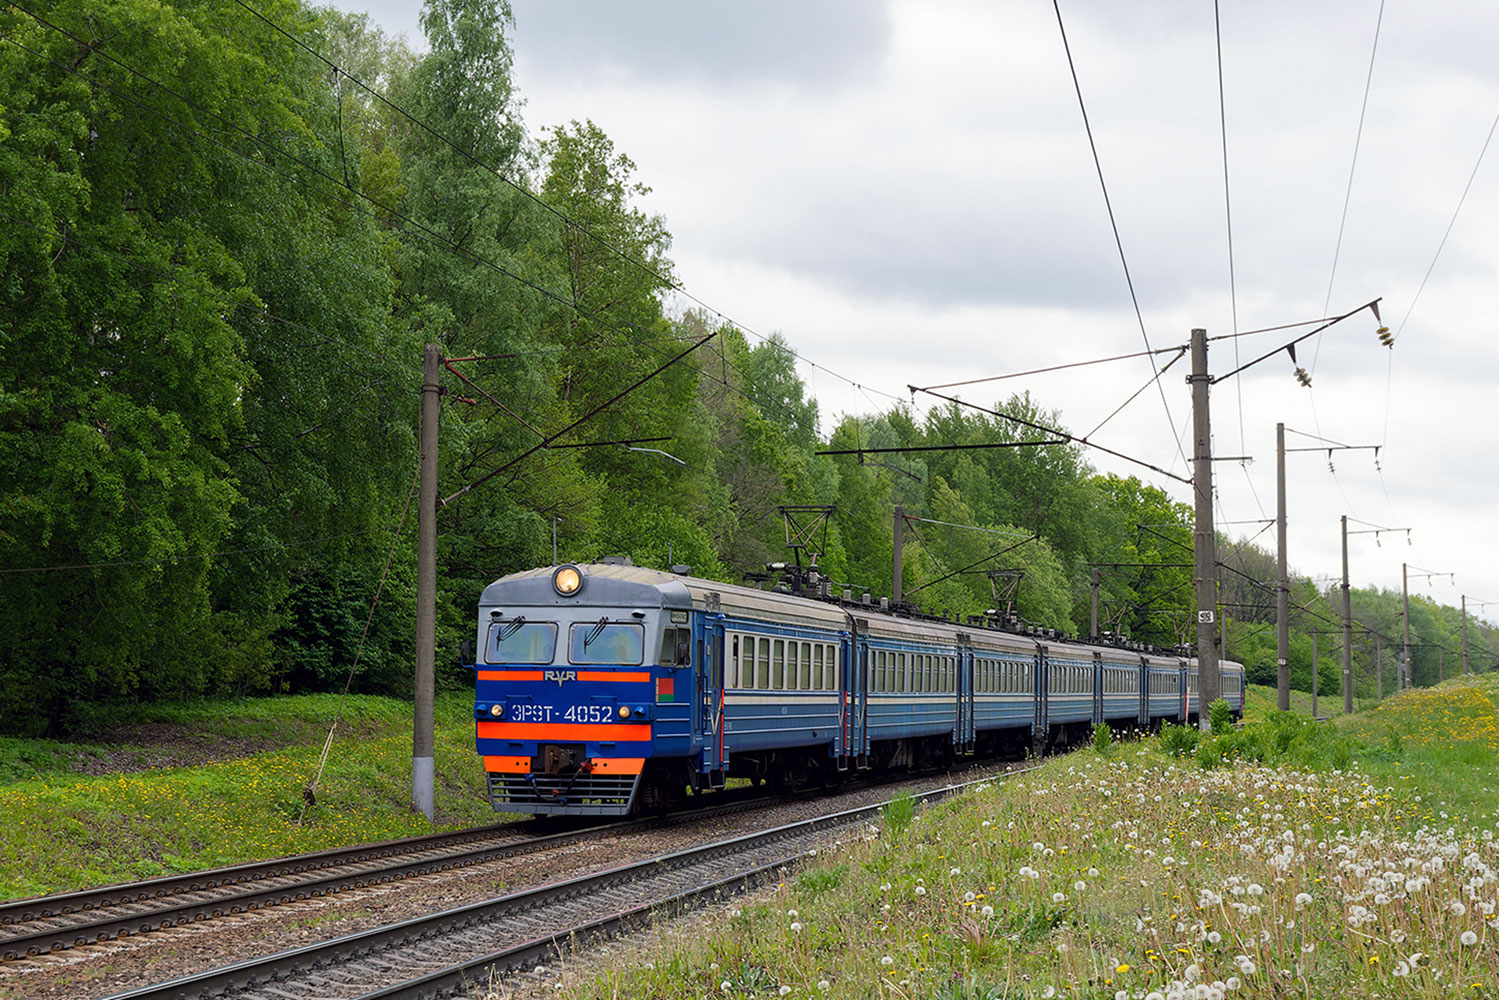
0, 693, 504, 899
1242, 681, 1379, 720
550, 676, 1499, 1000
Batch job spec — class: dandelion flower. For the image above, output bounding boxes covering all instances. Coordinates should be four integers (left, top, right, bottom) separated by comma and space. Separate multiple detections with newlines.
790, 922, 802, 932
818, 981, 830, 992
1053, 892, 1066, 903
779, 987, 792, 997
981, 905, 994, 918
1461, 930, 1479, 946
914, 886, 926, 896
880, 956, 894, 966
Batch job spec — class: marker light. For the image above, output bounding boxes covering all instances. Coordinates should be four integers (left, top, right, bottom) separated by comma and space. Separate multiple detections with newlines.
552, 564, 583, 597
618, 705, 632, 719
490, 704, 503, 717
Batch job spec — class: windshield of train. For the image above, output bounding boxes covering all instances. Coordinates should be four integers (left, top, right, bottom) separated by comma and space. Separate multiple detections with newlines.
568, 621, 645, 665
484, 619, 557, 664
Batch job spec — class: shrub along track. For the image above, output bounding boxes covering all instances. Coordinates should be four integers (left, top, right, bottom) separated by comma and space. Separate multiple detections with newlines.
0, 761, 1032, 999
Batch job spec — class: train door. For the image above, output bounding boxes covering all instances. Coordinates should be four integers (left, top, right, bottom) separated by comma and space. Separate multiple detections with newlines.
1033, 643, 1048, 748
1092, 651, 1103, 728
700, 618, 727, 781
847, 617, 870, 767
1137, 656, 1149, 728
1178, 660, 1189, 722
955, 636, 973, 752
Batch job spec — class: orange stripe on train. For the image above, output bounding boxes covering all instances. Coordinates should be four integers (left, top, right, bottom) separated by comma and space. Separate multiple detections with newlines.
476, 670, 650, 682
476, 721, 652, 741
482, 755, 644, 776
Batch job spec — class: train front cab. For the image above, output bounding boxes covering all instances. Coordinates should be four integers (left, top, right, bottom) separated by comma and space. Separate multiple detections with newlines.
473, 565, 689, 816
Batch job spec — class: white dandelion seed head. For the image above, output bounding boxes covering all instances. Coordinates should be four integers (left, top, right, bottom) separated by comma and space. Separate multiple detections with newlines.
1461, 930, 1479, 946
880, 955, 894, 966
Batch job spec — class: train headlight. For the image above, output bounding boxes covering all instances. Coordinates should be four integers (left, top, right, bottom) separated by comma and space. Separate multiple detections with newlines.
552, 564, 583, 597
618, 705, 632, 719
490, 704, 504, 717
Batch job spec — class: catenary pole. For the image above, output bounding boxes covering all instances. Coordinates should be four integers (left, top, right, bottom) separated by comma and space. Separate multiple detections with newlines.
1311, 630, 1319, 718
1463, 595, 1470, 675
1376, 633, 1383, 702
893, 506, 904, 604
1091, 566, 1100, 639
1341, 515, 1353, 714
413, 343, 439, 821
1275, 422, 1290, 710
1190, 328, 1220, 728
1402, 562, 1411, 690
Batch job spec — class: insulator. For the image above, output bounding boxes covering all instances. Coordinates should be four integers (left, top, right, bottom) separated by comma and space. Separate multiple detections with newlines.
1294, 367, 1312, 387
1376, 326, 1394, 347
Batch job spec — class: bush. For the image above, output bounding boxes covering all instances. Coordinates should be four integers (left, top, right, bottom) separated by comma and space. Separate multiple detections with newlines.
1159, 723, 1201, 757
1091, 723, 1114, 755
1209, 698, 1234, 734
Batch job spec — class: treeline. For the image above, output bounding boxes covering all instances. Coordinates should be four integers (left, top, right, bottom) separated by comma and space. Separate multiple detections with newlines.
2, 0, 1492, 736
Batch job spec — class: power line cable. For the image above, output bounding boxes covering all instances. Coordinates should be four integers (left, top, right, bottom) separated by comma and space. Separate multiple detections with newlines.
1212, 0, 1245, 459
1314, 0, 1386, 374
227, 0, 904, 411
1392, 107, 1499, 345
1050, 0, 1188, 472
2, 13, 782, 434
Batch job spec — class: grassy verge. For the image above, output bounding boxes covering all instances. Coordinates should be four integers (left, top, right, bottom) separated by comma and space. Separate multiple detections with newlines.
1242, 682, 1379, 720
0, 693, 501, 899
559, 677, 1499, 999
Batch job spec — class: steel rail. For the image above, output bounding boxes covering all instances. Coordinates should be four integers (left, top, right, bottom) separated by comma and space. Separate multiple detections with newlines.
0, 791, 786, 959
102, 769, 1036, 1000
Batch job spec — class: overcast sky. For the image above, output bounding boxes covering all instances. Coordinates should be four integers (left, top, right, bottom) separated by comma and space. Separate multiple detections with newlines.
329, 0, 1499, 633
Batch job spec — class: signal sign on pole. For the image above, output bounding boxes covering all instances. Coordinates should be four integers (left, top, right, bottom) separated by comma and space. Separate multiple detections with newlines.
1198, 610, 1215, 624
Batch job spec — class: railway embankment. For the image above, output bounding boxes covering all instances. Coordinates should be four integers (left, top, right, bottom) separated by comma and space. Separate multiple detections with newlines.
0, 693, 498, 900
533, 676, 1499, 1000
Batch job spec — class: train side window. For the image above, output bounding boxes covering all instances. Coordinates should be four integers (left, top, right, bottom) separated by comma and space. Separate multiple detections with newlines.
812, 644, 824, 689
798, 642, 810, 689
772, 639, 785, 690
754, 637, 769, 689
731, 635, 741, 688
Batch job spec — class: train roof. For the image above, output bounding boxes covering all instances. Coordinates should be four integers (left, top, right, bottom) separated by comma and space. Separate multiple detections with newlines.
477, 564, 1244, 672
479, 563, 849, 629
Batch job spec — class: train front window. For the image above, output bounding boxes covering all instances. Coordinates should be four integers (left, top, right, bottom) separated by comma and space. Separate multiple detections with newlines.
568, 621, 645, 665
485, 620, 557, 664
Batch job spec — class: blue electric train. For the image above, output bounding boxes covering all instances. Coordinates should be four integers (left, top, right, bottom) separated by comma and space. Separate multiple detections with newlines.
471, 562, 1244, 816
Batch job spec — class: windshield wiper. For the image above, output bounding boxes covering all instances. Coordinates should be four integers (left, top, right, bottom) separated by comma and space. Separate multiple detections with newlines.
498, 616, 527, 640
583, 617, 609, 647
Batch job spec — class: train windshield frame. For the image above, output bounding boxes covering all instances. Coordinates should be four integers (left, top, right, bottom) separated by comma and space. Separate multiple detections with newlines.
484, 620, 558, 664
568, 621, 646, 665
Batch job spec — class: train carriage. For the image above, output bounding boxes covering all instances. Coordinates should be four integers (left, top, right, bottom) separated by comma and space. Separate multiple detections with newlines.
471, 562, 1247, 817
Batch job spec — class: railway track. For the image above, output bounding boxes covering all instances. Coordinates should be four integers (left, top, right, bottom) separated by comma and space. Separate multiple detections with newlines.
0, 794, 778, 962
100, 772, 1026, 1000
1, 760, 1017, 964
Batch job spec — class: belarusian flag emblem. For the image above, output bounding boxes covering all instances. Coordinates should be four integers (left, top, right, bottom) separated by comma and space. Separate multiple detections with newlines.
656, 677, 674, 703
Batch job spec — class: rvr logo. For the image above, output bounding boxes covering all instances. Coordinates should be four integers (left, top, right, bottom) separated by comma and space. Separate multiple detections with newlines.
544, 670, 577, 686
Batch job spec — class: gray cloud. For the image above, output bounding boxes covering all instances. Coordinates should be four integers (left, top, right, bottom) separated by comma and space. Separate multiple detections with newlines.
509, 1, 892, 90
